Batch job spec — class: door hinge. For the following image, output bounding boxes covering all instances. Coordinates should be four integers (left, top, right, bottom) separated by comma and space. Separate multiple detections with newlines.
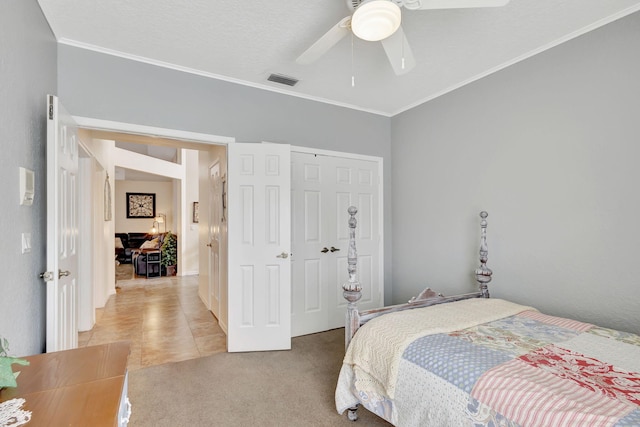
48, 95, 54, 120
39, 271, 54, 282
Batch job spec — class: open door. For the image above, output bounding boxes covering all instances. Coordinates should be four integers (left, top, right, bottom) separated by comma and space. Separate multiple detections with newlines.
227, 143, 291, 352
44, 95, 79, 352
208, 161, 222, 319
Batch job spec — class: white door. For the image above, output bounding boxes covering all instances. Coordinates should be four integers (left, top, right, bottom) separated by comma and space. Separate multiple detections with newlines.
208, 162, 222, 319
227, 143, 291, 352
291, 151, 382, 336
290, 153, 327, 335
45, 95, 79, 352
327, 155, 381, 329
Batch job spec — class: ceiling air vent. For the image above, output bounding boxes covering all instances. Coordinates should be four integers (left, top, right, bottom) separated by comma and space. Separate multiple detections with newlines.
267, 73, 299, 87
347, 0, 362, 11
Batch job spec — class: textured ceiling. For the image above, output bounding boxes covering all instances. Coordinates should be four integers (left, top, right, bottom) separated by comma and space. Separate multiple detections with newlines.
38, 0, 640, 116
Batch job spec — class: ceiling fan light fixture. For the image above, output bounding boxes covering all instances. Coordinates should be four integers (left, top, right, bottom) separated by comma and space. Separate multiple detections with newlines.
351, 0, 401, 42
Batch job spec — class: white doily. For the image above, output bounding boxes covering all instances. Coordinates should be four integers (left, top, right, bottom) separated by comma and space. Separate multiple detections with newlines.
0, 398, 31, 427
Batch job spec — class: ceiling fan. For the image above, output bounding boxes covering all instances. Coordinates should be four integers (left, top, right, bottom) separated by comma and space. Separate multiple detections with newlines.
296, 0, 510, 76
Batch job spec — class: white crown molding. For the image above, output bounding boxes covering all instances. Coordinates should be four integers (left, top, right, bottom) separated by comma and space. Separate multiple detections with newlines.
391, 4, 640, 116
58, 38, 391, 117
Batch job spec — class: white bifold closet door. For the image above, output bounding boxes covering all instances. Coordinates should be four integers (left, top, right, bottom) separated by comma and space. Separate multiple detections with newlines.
291, 151, 382, 337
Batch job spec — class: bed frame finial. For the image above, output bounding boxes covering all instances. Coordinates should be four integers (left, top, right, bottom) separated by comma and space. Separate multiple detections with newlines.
343, 206, 362, 350
343, 206, 360, 292
475, 211, 492, 298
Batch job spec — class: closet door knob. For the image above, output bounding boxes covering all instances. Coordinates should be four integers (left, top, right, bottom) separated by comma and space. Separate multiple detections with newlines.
320, 247, 329, 253
276, 252, 289, 259
330, 246, 340, 252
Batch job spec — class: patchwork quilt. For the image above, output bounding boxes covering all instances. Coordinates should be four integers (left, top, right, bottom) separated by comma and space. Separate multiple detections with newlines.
335, 299, 640, 426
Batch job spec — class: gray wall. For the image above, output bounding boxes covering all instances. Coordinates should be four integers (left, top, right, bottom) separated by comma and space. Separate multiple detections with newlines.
57, 45, 394, 302
5, 3, 636, 356
391, 12, 640, 334
0, 1, 57, 355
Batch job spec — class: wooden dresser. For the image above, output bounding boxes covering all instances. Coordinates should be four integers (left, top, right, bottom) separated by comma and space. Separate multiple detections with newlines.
0, 341, 130, 426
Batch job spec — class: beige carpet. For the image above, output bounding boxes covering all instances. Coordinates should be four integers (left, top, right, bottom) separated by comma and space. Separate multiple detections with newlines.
128, 328, 392, 427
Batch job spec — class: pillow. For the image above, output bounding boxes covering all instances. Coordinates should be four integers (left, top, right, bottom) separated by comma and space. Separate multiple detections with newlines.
115, 237, 124, 249
140, 238, 160, 249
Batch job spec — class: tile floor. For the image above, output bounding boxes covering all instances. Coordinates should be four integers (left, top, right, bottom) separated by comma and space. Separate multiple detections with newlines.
78, 273, 227, 371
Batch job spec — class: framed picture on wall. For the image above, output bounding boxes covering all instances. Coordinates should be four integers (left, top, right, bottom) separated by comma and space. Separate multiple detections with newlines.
126, 192, 156, 218
193, 202, 199, 223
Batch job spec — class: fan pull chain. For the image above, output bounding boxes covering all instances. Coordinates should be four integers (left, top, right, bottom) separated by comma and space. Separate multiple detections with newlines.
401, 42, 405, 69
401, 27, 406, 70
351, 32, 355, 87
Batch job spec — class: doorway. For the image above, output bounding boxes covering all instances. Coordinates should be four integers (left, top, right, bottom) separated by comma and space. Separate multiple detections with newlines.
74, 120, 232, 345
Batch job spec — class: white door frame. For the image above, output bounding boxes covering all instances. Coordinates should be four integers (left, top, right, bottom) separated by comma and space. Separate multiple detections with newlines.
73, 117, 236, 146
290, 145, 385, 312
71, 116, 235, 323
76, 153, 95, 332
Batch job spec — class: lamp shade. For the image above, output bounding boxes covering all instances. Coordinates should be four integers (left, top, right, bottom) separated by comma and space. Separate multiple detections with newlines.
351, 0, 401, 42
153, 213, 166, 233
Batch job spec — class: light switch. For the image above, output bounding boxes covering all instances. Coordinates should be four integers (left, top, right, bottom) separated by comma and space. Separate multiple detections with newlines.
21, 233, 31, 254
19, 167, 35, 206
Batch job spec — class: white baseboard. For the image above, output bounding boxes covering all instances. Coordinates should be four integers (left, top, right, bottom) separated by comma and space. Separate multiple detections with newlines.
180, 270, 199, 276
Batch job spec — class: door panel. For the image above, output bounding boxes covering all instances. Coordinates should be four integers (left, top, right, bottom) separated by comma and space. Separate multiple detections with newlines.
227, 143, 291, 352
291, 153, 328, 336
46, 95, 79, 352
327, 156, 381, 329
304, 260, 322, 312
208, 162, 221, 319
291, 151, 382, 336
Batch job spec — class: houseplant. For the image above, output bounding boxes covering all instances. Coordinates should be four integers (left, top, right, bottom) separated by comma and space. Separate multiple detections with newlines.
0, 337, 29, 389
161, 231, 178, 276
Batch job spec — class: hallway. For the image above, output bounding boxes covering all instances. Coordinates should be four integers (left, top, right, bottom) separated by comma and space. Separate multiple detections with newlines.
78, 274, 226, 371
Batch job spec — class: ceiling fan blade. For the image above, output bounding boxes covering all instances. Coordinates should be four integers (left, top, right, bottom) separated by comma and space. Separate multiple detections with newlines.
380, 26, 415, 75
403, 0, 510, 10
296, 16, 351, 65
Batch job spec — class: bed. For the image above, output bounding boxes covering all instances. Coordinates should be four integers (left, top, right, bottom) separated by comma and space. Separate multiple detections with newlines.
335, 208, 640, 426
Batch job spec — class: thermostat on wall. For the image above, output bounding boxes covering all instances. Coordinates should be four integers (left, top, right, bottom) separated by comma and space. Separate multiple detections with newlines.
20, 167, 35, 206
